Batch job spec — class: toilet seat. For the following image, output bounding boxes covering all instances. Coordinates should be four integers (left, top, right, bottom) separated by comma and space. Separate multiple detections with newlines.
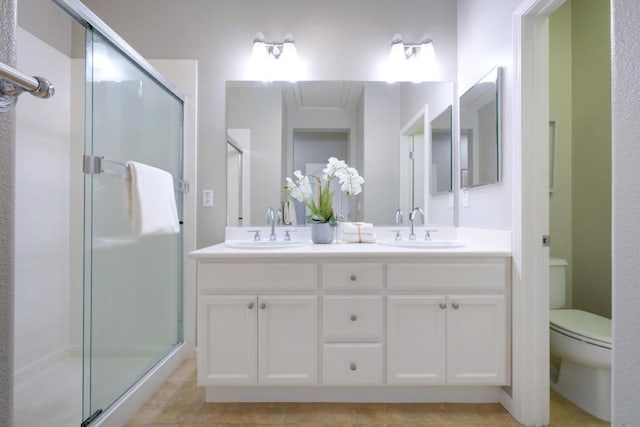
550, 309, 612, 349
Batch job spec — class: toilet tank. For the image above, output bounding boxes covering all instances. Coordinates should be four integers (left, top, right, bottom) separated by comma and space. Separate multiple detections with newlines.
550, 257, 568, 309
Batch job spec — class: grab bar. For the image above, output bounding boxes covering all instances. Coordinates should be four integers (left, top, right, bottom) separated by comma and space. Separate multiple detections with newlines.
83, 155, 190, 193
0, 61, 55, 99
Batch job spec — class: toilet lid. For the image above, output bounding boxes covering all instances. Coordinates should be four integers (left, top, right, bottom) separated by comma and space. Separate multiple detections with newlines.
550, 309, 612, 347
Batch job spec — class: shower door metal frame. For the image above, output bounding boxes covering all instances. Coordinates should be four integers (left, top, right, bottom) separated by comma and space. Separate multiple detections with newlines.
51, 0, 185, 102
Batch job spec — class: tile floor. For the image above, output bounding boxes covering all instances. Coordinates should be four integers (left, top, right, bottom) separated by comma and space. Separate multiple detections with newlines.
126, 359, 610, 426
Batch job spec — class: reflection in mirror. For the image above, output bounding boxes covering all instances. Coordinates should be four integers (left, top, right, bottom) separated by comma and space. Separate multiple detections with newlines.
459, 67, 502, 188
226, 132, 246, 226
399, 103, 453, 226
226, 81, 454, 226
431, 105, 453, 195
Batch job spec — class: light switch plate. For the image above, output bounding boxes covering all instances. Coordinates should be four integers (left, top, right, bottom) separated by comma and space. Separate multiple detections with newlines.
202, 190, 214, 207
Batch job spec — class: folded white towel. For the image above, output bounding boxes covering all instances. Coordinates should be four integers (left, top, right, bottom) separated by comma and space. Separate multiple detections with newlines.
127, 161, 180, 236
341, 222, 376, 243
282, 199, 297, 225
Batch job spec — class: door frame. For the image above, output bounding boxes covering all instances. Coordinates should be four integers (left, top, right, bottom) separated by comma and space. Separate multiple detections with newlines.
508, 0, 565, 425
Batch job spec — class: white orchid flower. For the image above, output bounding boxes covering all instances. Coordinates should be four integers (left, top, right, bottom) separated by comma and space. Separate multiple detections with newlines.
284, 158, 364, 224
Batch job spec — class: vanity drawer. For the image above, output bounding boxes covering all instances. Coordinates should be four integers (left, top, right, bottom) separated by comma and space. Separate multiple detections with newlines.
323, 296, 383, 340
387, 260, 509, 291
322, 343, 383, 385
322, 263, 383, 290
198, 262, 317, 292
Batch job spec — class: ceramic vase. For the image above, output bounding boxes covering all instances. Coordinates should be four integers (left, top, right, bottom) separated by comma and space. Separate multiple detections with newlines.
311, 222, 334, 244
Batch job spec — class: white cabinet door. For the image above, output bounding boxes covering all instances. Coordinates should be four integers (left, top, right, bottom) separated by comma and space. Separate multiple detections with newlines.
198, 295, 258, 385
446, 294, 507, 385
258, 295, 318, 385
387, 295, 447, 384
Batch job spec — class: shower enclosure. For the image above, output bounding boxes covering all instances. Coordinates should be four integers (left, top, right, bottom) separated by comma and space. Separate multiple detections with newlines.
81, 28, 185, 425
11, 1, 188, 425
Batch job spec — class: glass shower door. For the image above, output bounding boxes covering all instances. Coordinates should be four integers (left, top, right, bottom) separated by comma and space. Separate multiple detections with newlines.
82, 29, 183, 423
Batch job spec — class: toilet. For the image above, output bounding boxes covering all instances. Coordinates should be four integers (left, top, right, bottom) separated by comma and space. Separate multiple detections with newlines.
549, 257, 612, 422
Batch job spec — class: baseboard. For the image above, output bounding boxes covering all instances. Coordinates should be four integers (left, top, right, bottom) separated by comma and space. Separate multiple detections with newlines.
205, 385, 502, 403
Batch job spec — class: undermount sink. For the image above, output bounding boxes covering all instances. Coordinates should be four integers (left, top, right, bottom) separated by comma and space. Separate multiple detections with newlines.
224, 240, 310, 250
377, 240, 465, 249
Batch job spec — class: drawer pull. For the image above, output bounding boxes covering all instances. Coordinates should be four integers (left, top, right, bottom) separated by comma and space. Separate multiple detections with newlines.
451, 302, 459, 309
260, 303, 267, 310
439, 303, 446, 309
350, 274, 357, 281
350, 362, 357, 371
247, 302, 254, 309
350, 314, 357, 322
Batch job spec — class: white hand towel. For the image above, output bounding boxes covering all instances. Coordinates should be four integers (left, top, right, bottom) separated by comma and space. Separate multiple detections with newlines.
341, 222, 376, 243
127, 161, 180, 236
282, 199, 297, 225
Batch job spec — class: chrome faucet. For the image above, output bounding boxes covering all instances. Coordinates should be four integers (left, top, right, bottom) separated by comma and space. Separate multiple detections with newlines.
395, 208, 404, 226
393, 208, 404, 241
266, 207, 282, 241
409, 207, 425, 240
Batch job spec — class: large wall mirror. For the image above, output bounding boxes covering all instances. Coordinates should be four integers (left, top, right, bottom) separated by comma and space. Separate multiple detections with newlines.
459, 67, 502, 188
226, 80, 455, 227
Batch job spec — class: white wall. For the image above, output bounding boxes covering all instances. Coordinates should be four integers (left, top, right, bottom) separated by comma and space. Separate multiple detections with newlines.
457, 0, 513, 229
78, 0, 458, 247
14, 27, 71, 374
611, 0, 640, 423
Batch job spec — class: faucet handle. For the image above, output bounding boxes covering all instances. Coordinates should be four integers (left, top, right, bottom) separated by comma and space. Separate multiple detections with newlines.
248, 230, 261, 241
424, 229, 438, 241
283, 229, 296, 241
392, 229, 403, 241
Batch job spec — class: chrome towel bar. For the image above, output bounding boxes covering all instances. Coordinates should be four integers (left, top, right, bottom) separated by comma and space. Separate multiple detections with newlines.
83, 155, 190, 193
0, 61, 54, 112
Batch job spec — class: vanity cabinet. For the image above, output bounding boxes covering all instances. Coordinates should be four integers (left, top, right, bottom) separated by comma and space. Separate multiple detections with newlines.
197, 262, 318, 386
387, 295, 447, 384
387, 294, 506, 385
193, 250, 511, 402
386, 259, 510, 386
321, 262, 384, 385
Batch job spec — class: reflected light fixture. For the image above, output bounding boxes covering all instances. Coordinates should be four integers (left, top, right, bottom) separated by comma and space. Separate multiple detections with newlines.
387, 33, 437, 83
251, 32, 299, 82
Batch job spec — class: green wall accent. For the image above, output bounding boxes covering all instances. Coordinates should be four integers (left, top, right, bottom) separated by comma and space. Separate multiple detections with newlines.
549, 0, 611, 318
549, 0, 574, 308
571, 0, 612, 318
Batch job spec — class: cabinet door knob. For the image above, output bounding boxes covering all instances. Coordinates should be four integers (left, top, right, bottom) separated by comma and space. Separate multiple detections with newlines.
350, 362, 357, 371
247, 302, 254, 309
451, 302, 459, 309
260, 302, 267, 310
439, 303, 446, 309
350, 274, 357, 281
350, 314, 357, 322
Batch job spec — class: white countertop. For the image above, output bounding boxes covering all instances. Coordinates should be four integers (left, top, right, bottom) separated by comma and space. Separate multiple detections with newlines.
190, 226, 512, 260
190, 240, 511, 260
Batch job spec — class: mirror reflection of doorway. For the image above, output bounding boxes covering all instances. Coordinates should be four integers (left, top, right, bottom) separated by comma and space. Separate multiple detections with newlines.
292, 130, 349, 224
227, 128, 250, 225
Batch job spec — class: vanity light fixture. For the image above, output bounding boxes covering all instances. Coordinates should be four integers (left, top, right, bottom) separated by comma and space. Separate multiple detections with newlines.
250, 32, 299, 82
387, 34, 436, 83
